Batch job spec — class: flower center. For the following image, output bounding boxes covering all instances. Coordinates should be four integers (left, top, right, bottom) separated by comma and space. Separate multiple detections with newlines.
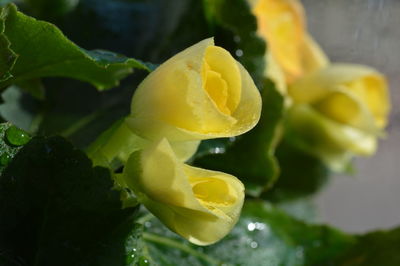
313, 91, 361, 125
201, 46, 242, 116
190, 177, 237, 206
203, 62, 231, 115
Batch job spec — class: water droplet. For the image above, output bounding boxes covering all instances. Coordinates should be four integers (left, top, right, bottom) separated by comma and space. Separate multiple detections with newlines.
250, 241, 258, 249
0, 153, 12, 166
247, 222, 256, 231
247, 222, 266, 232
235, 49, 244, 57
233, 36, 241, 43
5, 126, 30, 146
139, 257, 150, 265
213, 147, 225, 154
144, 221, 152, 228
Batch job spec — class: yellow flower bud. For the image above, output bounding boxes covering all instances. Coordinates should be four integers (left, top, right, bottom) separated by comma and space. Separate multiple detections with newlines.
127, 38, 262, 142
124, 139, 245, 245
249, 0, 329, 83
289, 64, 390, 129
287, 64, 390, 170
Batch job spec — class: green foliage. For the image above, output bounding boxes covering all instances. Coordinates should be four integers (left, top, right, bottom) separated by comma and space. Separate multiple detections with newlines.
0, 125, 138, 265
194, 79, 284, 196
263, 140, 330, 202
0, 1, 398, 265
141, 201, 355, 266
0, 3, 150, 91
334, 227, 400, 266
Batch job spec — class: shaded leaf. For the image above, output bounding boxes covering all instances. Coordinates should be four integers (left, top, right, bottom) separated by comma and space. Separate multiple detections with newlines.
334, 227, 400, 266
0, 4, 150, 91
263, 140, 330, 202
0, 133, 138, 265
141, 201, 355, 266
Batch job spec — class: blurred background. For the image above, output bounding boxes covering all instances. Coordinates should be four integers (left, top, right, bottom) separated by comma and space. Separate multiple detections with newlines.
303, 0, 400, 233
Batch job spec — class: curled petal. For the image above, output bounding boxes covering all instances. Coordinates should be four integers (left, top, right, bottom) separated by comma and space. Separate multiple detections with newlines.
128, 38, 261, 142
123, 139, 245, 245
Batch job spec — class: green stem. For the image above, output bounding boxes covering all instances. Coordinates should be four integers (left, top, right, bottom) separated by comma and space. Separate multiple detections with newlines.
142, 232, 220, 265
86, 118, 148, 167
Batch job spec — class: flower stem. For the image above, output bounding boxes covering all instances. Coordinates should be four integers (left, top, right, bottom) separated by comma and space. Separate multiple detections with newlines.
86, 118, 149, 167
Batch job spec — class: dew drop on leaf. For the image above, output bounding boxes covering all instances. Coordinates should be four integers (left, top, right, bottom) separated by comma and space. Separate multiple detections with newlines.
5, 126, 31, 146
139, 257, 150, 265
0, 153, 12, 166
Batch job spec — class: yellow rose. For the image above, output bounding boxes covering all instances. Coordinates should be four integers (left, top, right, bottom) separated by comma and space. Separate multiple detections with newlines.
126, 38, 262, 142
249, 0, 329, 83
287, 64, 390, 170
123, 139, 245, 245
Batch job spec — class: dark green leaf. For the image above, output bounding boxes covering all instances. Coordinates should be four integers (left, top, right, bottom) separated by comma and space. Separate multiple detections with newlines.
333, 227, 400, 266
263, 140, 330, 202
0, 3, 150, 91
141, 201, 355, 266
194, 80, 284, 196
0, 133, 139, 265
0, 5, 17, 83
16, 78, 45, 100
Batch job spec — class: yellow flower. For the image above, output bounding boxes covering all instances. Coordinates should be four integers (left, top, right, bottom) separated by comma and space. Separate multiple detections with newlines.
287, 64, 390, 170
126, 38, 262, 142
123, 139, 245, 245
249, 0, 329, 83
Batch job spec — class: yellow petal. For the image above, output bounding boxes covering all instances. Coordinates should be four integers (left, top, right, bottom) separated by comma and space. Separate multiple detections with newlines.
203, 46, 242, 114
169, 140, 200, 162
251, 0, 329, 82
128, 38, 261, 142
253, 0, 305, 79
312, 89, 376, 134
123, 139, 245, 245
288, 64, 390, 130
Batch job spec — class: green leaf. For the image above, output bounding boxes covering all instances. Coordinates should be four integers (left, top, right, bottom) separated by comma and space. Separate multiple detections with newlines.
193, 79, 284, 196
16, 78, 46, 100
0, 5, 17, 83
141, 201, 355, 266
263, 140, 330, 202
0, 132, 139, 265
203, 0, 266, 87
0, 3, 150, 91
334, 227, 400, 266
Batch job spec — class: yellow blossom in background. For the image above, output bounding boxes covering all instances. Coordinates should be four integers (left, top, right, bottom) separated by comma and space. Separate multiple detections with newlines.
127, 38, 262, 143
287, 64, 390, 170
249, 0, 328, 83
123, 139, 245, 245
